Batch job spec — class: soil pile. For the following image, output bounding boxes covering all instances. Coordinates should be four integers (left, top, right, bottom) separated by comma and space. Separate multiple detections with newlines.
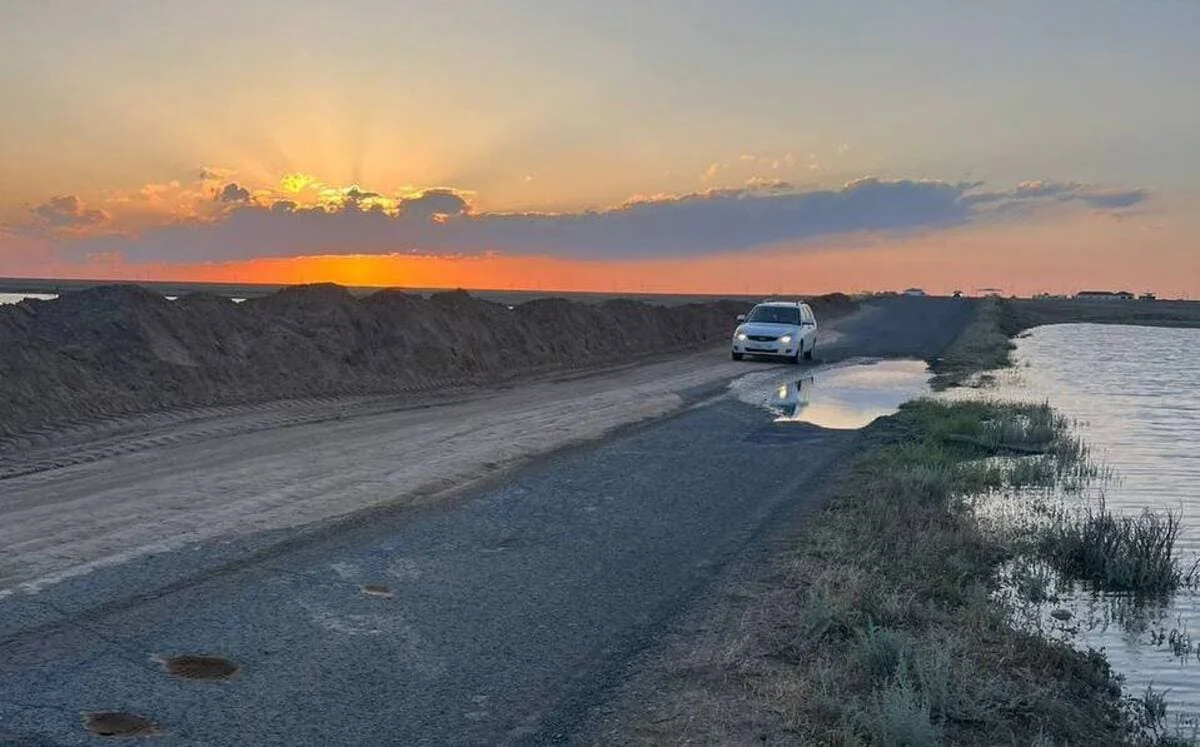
0, 285, 839, 437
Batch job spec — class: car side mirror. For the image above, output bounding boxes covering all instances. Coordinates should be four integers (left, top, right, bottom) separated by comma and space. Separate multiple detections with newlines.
736, 314, 746, 322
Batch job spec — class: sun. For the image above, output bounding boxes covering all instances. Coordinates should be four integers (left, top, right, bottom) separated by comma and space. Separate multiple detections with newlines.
280, 173, 321, 194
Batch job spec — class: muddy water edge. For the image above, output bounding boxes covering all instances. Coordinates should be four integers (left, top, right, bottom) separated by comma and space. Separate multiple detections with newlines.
954, 322, 1200, 742
588, 299, 1185, 746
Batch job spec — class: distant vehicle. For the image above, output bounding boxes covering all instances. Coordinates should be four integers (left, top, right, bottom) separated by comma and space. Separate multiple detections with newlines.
731, 301, 817, 363
903, 287, 926, 297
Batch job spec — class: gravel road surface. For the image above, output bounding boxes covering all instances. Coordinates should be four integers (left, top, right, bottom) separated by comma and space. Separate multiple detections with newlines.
0, 296, 972, 746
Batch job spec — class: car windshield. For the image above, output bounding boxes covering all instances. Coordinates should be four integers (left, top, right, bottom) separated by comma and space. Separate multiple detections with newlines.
746, 306, 801, 325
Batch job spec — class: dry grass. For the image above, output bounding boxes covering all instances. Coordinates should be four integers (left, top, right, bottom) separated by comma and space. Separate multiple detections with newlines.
582, 301, 1191, 746
928, 298, 1019, 389
585, 400, 1148, 745
1007, 298, 1200, 332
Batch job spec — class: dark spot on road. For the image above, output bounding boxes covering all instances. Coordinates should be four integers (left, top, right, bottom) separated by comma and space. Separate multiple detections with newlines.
163, 654, 238, 680
361, 584, 394, 597
84, 712, 158, 738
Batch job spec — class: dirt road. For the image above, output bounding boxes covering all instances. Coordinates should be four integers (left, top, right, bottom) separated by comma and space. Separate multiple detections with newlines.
0, 296, 972, 746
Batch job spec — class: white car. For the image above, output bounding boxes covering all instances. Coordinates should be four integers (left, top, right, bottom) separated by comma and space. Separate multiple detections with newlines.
731, 301, 817, 363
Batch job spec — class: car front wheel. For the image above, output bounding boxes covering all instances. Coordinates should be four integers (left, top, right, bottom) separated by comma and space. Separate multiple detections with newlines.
732, 352, 743, 361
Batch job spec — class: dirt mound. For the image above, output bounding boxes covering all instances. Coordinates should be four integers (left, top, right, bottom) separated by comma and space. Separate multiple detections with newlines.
806, 292, 856, 318
0, 285, 795, 438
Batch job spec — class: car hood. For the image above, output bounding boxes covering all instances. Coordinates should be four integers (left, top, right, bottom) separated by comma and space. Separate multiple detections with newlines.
737, 322, 801, 337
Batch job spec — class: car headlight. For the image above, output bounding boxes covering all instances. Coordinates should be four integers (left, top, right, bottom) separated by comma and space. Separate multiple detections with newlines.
736, 333, 747, 341
779, 335, 793, 344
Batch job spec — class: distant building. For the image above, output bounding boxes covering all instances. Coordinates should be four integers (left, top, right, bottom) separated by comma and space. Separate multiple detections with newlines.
903, 288, 926, 297
1075, 290, 1134, 301
1139, 292, 1157, 301
1033, 292, 1068, 300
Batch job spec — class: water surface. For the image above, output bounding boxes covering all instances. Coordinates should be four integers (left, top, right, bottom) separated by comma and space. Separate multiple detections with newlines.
734, 358, 931, 429
978, 323, 1200, 732
0, 292, 57, 305
0, 292, 247, 305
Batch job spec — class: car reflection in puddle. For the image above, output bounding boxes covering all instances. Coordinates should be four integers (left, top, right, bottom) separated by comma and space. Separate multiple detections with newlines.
761, 359, 932, 430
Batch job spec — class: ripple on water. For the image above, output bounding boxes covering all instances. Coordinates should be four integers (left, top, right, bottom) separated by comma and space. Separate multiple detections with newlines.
973, 323, 1200, 729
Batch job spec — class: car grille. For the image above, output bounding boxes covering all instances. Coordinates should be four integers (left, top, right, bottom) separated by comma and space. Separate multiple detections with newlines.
747, 335, 777, 342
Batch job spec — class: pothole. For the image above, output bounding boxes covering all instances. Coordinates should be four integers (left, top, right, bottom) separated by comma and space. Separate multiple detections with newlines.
84, 712, 158, 738
361, 584, 394, 598
163, 654, 238, 680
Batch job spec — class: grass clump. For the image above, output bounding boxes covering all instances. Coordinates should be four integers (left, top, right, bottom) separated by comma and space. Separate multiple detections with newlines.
591, 300, 1191, 746
928, 297, 1018, 389
1039, 504, 1189, 595
596, 398, 1146, 745
856, 623, 908, 678
863, 667, 940, 747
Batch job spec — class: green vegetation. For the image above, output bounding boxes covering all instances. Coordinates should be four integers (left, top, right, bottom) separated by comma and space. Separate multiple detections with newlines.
928, 297, 1019, 389
595, 299, 1195, 745
778, 397, 1133, 744
1038, 505, 1190, 595
600, 397, 1182, 744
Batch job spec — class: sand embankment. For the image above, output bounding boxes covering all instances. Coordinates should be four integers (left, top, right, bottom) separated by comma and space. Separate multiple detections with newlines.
0, 284, 855, 439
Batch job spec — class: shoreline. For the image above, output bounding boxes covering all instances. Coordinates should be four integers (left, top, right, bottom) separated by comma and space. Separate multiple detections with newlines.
583, 299, 1192, 745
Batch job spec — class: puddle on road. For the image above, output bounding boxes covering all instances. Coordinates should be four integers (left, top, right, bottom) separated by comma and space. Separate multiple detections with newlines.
733, 359, 932, 429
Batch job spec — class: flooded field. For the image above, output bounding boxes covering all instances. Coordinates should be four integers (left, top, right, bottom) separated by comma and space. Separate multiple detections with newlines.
0, 292, 56, 304
971, 323, 1200, 735
0, 292, 248, 304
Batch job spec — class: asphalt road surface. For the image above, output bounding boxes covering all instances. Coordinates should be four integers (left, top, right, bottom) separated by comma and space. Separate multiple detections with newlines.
0, 296, 972, 746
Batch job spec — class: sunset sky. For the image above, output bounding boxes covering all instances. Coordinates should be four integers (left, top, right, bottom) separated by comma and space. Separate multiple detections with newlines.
1, 0, 1197, 296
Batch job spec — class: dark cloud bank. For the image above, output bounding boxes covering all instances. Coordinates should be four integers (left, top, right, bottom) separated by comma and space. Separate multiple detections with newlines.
55, 178, 1146, 264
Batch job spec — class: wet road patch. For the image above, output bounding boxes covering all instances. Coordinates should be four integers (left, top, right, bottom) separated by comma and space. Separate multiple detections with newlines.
163, 654, 238, 680
84, 711, 158, 738
734, 359, 931, 430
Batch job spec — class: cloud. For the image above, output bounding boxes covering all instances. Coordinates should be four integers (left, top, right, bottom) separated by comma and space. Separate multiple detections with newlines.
746, 176, 794, 191
345, 186, 381, 201
199, 166, 236, 182
60, 178, 978, 263
398, 188, 470, 219
21, 175, 1149, 267
1078, 189, 1148, 209
29, 195, 109, 229
965, 180, 1148, 211
217, 183, 252, 204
